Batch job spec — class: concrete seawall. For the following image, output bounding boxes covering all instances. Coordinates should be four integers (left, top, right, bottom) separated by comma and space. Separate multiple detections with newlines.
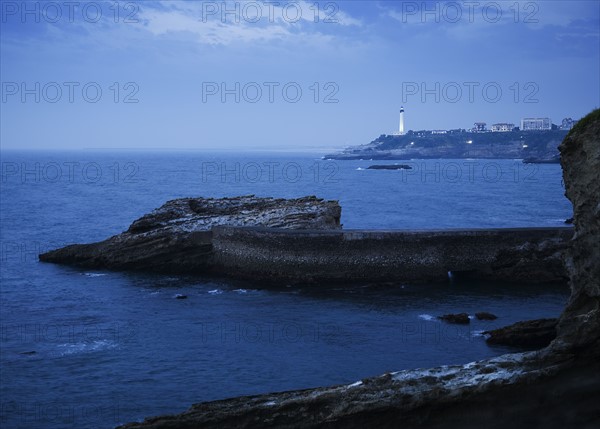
211, 226, 573, 284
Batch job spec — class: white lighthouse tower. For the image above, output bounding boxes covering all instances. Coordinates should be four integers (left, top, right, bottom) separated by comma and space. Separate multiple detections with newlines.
399, 106, 405, 135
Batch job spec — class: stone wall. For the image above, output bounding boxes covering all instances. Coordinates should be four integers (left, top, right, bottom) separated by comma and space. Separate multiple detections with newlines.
211, 226, 572, 284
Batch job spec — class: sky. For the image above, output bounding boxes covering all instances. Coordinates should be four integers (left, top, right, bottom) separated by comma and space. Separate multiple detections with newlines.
1, 0, 599, 151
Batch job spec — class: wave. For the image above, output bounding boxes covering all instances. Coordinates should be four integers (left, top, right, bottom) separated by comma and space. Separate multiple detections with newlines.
55, 339, 117, 357
418, 314, 438, 322
208, 289, 223, 295
82, 272, 107, 277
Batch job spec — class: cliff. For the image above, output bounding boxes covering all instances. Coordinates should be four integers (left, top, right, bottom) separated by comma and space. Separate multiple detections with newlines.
555, 108, 600, 352
115, 110, 599, 429
325, 130, 568, 160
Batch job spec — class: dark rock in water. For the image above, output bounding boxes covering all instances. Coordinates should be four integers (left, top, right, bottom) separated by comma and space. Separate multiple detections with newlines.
475, 312, 498, 321
484, 318, 557, 348
438, 313, 470, 324
174, 294, 187, 300
367, 164, 412, 170
19, 351, 37, 355
39, 195, 341, 273
564, 217, 574, 224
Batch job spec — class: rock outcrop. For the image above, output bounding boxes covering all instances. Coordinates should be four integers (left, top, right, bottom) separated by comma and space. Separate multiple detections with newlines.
40, 197, 571, 283
438, 313, 470, 324
484, 318, 557, 348
555, 108, 600, 352
116, 110, 600, 429
39, 195, 341, 272
475, 312, 497, 321
366, 164, 412, 170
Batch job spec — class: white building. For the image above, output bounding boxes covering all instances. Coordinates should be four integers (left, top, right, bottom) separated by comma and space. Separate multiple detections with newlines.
561, 118, 578, 130
491, 123, 514, 132
521, 117, 552, 131
472, 122, 487, 132
399, 107, 405, 135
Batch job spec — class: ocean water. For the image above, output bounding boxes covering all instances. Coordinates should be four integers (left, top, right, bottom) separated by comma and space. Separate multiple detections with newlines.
0, 151, 572, 428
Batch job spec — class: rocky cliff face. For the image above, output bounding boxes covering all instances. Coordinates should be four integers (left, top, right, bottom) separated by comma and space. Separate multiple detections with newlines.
39, 195, 341, 272
115, 110, 600, 429
555, 109, 600, 352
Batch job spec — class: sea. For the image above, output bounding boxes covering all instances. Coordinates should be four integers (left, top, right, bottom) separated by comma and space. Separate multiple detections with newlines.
0, 151, 573, 429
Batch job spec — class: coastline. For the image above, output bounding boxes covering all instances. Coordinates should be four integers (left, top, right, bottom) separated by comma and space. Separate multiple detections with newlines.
114, 110, 600, 428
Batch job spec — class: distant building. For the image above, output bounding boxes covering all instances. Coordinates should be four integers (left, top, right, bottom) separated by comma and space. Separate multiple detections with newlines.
521, 117, 552, 131
431, 130, 447, 134
560, 117, 577, 130
399, 107, 405, 135
491, 123, 514, 132
472, 122, 487, 132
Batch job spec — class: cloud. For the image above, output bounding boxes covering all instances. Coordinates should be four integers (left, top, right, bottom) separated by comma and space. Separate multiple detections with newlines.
136, 0, 361, 46
139, 8, 291, 45
383, 0, 599, 39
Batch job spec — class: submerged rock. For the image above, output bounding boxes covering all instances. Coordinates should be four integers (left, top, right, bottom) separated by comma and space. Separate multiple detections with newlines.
484, 318, 557, 348
438, 313, 470, 324
39, 195, 341, 273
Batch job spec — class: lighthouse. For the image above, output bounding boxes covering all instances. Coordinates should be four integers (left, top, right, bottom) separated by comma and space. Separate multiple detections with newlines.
399, 106, 405, 135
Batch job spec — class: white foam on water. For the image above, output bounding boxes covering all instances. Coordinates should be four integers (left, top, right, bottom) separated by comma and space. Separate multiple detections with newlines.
82, 273, 107, 277
233, 289, 248, 294
208, 289, 223, 295
418, 314, 437, 322
55, 339, 117, 357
